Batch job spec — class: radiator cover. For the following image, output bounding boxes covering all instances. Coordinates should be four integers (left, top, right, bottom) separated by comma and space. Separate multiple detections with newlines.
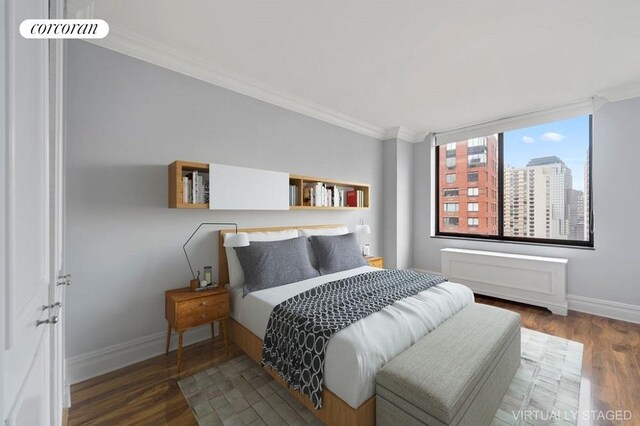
441, 248, 568, 315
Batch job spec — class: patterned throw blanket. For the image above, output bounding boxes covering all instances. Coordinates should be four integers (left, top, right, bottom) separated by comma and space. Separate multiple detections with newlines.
261, 269, 447, 409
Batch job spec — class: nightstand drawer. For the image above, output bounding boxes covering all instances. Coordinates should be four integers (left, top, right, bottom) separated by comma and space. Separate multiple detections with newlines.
177, 294, 228, 327
367, 256, 384, 268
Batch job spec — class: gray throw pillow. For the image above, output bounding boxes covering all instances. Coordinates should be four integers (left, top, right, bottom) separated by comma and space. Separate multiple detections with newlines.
309, 233, 367, 275
235, 236, 320, 296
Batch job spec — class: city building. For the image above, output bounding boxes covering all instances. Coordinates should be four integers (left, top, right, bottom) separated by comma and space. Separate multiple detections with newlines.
584, 148, 591, 241
439, 135, 499, 235
504, 156, 574, 240
569, 189, 585, 241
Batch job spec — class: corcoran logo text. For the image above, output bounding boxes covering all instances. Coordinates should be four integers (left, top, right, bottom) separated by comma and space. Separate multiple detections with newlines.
20, 19, 109, 39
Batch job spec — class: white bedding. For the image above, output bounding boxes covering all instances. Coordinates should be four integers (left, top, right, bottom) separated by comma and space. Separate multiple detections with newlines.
230, 266, 474, 408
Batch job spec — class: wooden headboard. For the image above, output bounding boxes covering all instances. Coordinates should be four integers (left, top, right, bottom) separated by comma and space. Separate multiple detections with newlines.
218, 224, 346, 285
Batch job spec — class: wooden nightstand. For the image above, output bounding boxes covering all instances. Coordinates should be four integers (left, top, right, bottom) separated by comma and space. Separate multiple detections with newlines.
366, 256, 384, 268
165, 286, 229, 372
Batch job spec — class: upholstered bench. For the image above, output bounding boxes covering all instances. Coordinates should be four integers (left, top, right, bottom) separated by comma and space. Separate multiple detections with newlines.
376, 303, 521, 426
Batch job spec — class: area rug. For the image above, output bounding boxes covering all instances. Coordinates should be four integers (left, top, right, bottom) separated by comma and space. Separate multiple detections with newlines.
179, 328, 583, 426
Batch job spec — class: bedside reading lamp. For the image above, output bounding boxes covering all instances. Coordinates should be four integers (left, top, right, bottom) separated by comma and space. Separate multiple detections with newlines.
355, 223, 371, 256
183, 222, 249, 290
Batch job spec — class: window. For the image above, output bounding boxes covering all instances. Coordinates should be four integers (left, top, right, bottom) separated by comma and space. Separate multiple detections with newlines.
443, 203, 459, 212
468, 153, 487, 166
446, 157, 456, 168
436, 115, 593, 247
444, 217, 459, 227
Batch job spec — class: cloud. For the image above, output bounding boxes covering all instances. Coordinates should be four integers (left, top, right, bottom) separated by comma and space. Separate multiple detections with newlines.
522, 136, 535, 144
540, 132, 565, 142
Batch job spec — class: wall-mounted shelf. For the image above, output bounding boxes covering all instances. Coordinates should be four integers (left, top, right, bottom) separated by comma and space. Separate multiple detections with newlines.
288, 174, 369, 210
168, 160, 209, 209
289, 206, 369, 211
168, 161, 370, 210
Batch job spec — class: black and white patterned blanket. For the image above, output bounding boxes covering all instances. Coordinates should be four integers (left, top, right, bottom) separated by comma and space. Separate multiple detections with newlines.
261, 269, 447, 409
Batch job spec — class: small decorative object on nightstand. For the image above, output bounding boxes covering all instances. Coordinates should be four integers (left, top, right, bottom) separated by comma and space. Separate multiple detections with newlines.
165, 286, 229, 372
366, 256, 384, 268
182, 222, 249, 290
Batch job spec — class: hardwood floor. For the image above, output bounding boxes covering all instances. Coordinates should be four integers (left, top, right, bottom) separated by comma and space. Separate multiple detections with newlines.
68, 298, 640, 425
475, 295, 640, 426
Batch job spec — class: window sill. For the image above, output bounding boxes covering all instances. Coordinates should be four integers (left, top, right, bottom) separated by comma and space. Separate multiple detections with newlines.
430, 234, 595, 251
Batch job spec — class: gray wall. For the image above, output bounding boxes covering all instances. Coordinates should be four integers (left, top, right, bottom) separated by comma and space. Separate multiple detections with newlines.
412, 96, 640, 306
65, 42, 384, 359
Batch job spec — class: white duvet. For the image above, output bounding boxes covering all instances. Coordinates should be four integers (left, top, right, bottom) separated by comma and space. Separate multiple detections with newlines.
230, 266, 474, 408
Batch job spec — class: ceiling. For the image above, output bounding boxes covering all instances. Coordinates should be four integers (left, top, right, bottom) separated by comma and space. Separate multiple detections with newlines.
68, 0, 640, 140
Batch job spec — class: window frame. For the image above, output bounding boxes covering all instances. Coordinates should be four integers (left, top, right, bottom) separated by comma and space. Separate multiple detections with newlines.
443, 202, 459, 212
434, 115, 594, 248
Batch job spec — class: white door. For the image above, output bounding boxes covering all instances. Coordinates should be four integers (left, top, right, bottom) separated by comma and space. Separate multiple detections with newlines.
49, 0, 69, 424
2, 0, 60, 424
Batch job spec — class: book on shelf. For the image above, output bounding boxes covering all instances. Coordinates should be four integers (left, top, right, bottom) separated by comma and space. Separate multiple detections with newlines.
303, 186, 312, 206
299, 181, 361, 208
346, 189, 365, 207
182, 177, 189, 204
289, 184, 298, 206
183, 171, 209, 204
346, 190, 356, 207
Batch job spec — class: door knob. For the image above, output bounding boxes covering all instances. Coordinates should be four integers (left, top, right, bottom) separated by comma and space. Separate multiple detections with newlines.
36, 316, 59, 326
56, 274, 71, 286
42, 301, 63, 311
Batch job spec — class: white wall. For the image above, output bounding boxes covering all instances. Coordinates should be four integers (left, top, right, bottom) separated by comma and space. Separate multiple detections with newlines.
382, 138, 413, 269
412, 96, 640, 320
397, 140, 413, 269
382, 140, 398, 267
0, 1, 6, 415
64, 42, 384, 381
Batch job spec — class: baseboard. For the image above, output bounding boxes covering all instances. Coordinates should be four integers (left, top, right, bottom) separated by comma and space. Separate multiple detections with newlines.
567, 295, 640, 324
66, 325, 216, 385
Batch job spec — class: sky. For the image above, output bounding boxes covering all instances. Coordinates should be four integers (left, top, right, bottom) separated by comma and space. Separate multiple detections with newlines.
503, 115, 590, 191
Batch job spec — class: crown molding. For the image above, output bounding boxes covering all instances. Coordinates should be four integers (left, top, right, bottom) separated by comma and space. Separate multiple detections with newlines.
382, 126, 427, 143
596, 80, 640, 103
85, 25, 395, 140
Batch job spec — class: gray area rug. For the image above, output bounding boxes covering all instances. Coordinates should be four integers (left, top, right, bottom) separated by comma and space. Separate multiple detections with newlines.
179, 328, 583, 426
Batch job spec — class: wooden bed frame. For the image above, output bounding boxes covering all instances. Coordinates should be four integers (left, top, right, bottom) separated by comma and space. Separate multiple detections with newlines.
219, 225, 375, 425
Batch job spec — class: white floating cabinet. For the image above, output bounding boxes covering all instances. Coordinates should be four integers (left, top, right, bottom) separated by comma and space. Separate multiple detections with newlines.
208, 163, 289, 210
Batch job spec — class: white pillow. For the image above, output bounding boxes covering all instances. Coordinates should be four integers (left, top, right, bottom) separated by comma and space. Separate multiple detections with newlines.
225, 230, 298, 289
298, 226, 349, 238
298, 226, 349, 267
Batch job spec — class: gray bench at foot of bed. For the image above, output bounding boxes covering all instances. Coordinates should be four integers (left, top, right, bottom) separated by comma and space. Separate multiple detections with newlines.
376, 303, 521, 426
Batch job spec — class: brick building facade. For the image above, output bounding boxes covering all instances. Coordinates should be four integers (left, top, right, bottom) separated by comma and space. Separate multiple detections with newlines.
438, 135, 499, 235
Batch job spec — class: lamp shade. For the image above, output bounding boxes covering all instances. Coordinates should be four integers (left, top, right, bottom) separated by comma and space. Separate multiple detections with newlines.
355, 224, 371, 235
224, 232, 250, 248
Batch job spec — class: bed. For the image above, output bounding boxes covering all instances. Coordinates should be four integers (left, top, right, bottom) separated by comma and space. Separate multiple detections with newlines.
219, 225, 474, 425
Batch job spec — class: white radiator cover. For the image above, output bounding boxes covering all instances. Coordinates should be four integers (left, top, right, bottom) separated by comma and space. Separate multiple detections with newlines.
441, 248, 568, 315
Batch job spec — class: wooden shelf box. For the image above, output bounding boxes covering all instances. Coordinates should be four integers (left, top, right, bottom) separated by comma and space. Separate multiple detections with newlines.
168, 160, 209, 209
168, 161, 370, 211
289, 174, 369, 210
